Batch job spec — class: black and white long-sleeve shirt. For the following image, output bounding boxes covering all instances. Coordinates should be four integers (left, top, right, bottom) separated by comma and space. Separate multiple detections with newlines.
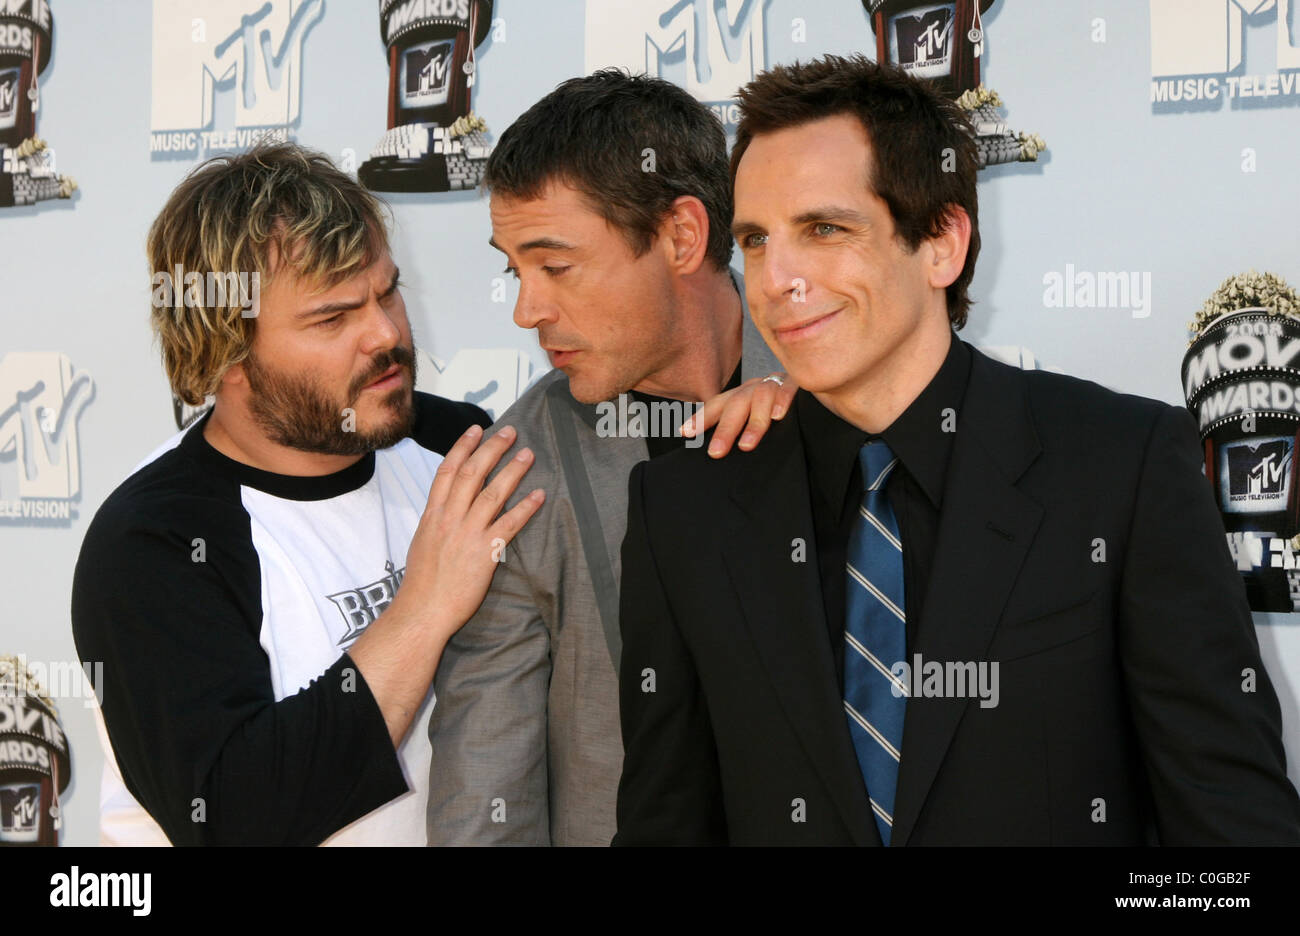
71, 392, 490, 845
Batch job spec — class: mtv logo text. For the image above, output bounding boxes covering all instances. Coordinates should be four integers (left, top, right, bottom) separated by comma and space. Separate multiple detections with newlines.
889, 2, 956, 80
0, 67, 19, 131
0, 782, 40, 843
403, 38, 455, 109
1221, 436, 1294, 513
150, 0, 324, 155
1150, 0, 1300, 104
0, 352, 94, 523
584, 0, 767, 127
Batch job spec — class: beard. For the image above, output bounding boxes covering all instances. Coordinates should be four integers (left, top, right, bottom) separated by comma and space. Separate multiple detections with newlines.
242, 343, 418, 456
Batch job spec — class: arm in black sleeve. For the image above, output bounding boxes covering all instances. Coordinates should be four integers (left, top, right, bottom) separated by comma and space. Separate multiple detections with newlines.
71, 497, 408, 846
614, 461, 727, 845
1118, 403, 1300, 844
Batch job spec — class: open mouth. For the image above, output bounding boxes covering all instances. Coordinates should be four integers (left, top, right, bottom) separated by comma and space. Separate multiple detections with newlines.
363, 364, 403, 391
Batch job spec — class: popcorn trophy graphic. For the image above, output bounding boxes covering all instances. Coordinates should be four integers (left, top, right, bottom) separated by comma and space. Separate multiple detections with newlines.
0, 656, 71, 846
359, 0, 495, 193
1183, 272, 1300, 612
863, 0, 1046, 169
0, 0, 77, 208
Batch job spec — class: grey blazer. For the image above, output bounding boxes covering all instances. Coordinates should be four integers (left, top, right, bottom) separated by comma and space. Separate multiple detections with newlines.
425, 271, 781, 845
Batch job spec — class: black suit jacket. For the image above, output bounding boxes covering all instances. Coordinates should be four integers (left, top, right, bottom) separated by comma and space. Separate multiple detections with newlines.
614, 344, 1300, 845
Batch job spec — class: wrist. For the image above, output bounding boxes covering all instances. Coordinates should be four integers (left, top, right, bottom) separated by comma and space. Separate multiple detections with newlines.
384, 592, 453, 655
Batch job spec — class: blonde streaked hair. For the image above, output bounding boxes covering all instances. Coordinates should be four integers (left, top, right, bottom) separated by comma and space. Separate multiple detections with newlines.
147, 142, 392, 404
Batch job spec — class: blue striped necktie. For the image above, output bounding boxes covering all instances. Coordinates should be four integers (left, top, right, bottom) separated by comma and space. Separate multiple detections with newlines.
843, 440, 907, 846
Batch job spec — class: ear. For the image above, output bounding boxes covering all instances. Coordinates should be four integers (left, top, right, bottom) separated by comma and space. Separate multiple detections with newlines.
659, 195, 711, 276
927, 205, 971, 291
219, 359, 249, 390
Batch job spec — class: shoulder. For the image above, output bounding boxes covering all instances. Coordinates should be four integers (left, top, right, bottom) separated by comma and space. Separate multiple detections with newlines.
72, 439, 261, 644
972, 347, 1177, 445
82, 438, 251, 552
74, 427, 263, 592
478, 368, 582, 478
485, 369, 568, 440
409, 391, 493, 455
633, 408, 803, 511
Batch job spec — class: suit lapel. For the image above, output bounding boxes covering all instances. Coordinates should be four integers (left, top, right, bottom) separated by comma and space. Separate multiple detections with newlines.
889, 348, 1045, 846
721, 416, 881, 845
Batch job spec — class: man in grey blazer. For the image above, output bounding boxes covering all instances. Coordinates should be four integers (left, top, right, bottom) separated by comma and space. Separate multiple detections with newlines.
425, 70, 786, 844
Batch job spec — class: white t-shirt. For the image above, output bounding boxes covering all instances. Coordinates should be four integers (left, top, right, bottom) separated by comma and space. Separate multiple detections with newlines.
72, 393, 489, 845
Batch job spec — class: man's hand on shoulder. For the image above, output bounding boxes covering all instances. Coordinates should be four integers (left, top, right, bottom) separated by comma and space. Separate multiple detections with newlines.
682, 372, 798, 458
352, 423, 545, 747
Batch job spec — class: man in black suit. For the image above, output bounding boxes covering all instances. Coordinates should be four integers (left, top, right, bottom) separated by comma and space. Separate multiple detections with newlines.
614, 55, 1300, 846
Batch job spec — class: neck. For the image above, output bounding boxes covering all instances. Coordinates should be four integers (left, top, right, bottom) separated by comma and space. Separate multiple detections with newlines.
815, 315, 953, 434
630, 269, 743, 402
203, 398, 365, 476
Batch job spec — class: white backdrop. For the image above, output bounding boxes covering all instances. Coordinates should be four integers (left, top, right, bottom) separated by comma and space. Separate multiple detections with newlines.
1, 0, 1297, 845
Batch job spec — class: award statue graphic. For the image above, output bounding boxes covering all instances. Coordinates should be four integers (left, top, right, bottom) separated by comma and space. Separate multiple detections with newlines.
0, 0, 76, 208
863, 0, 1046, 169
0, 656, 71, 846
359, 0, 495, 193
1183, 272, 1300, 612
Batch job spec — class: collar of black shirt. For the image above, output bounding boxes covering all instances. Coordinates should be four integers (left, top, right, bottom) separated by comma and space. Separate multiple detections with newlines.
796, 330, 972, 510
629, 359, 744, 459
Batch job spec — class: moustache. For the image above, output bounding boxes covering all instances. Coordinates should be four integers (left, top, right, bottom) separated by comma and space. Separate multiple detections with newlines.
349, 344, 416, 400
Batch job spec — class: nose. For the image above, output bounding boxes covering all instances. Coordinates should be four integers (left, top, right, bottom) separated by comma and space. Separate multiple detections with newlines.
359, 296, 403, 356
512, 276, 559, 331
759, 233, 806, 307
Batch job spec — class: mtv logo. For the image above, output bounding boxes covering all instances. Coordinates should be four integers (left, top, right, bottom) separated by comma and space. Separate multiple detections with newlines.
415, 348, 536, 422
0, 783, 39, 840
1150, 0, 1300, 77
0, 67, 18, 130
892, 4, 955, 70
401, 38, 454, 109
585, 0, 768, 105
0, 352, 94, 501
150, 0, 324, 132
407, 41, 452, 95
1228, 438, 1292, 496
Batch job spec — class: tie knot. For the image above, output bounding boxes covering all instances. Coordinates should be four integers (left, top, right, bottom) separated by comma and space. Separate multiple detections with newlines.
859, 441, 898, 492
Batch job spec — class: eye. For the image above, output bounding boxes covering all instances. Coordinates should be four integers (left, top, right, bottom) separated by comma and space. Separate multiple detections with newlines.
812, 222, 842, 237
741, 232, 768, 249
315, 313, 344, 329
502, 266, 518, 279
542, 266, 568, 277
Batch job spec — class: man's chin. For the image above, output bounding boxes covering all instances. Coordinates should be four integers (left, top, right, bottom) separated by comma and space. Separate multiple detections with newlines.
309, 395, 413, 454
363, 398, 416, 448
788, 361, 872, 402
553, 361, 622, 405
566, 373, 621, 406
